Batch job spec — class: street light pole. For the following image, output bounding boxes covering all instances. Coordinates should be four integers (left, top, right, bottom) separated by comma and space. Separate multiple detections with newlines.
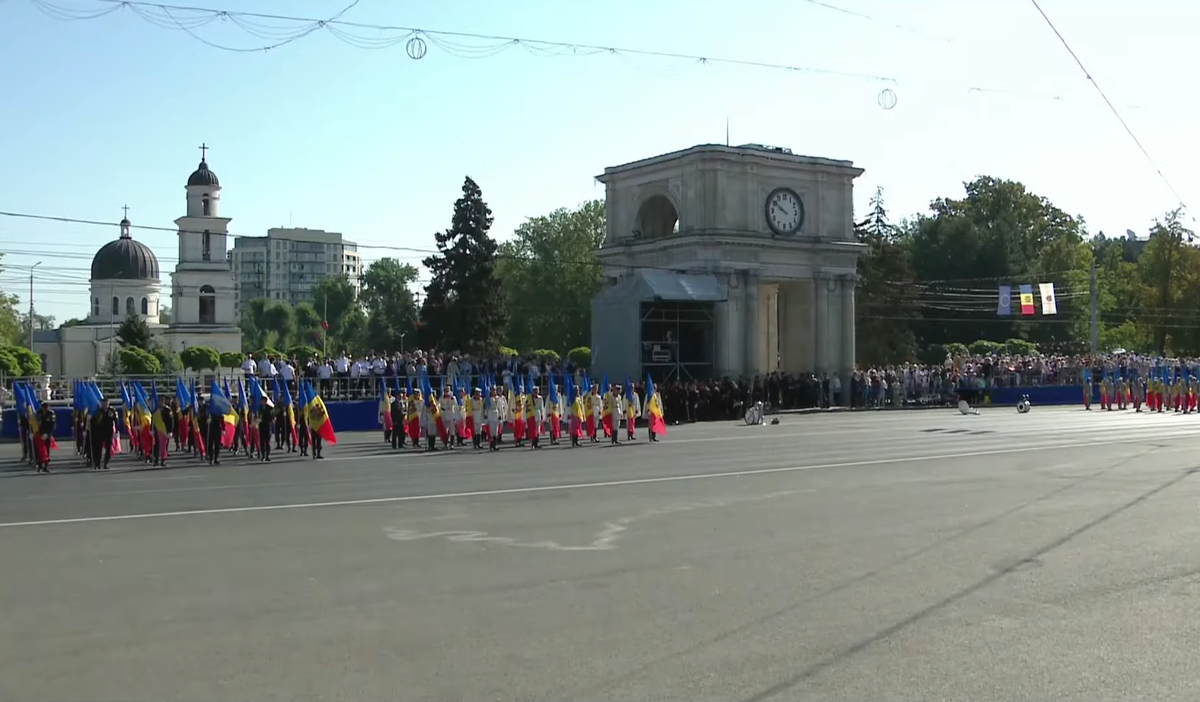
27, 261, 42, 352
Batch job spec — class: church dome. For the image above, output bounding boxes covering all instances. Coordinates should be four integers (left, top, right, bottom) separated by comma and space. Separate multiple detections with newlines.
91, 236, 160, 281
187, 159, 220, 187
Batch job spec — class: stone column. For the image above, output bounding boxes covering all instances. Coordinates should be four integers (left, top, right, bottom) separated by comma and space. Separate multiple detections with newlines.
744, 271, 760, 378
814, 272, 829, 375
840, 274, 857, 406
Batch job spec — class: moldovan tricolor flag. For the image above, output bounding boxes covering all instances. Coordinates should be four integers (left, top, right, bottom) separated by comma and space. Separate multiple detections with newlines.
303, 381, 338, 445
1018, 285, 1036, 316
1039, 282, 1058, 315
645, 374, 667, 436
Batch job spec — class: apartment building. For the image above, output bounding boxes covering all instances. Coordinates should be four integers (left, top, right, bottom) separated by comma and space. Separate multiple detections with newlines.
231, 227, 362, 318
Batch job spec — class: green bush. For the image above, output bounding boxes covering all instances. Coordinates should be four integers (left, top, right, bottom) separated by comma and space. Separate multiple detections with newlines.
568, 346, 591, 368
0, 349, 20, 377
254, 347, 283, 360
179, 346, 220, 372
287, 345, 322, 361
1003, 338, 1039, 356
968, 340, 1003, 356
117, 347, 162, 375
944, 342, 969, 358
219, 351, 246, 369
153, 348, 182, 374
498, 346, 519, 358
530, 349, 561, 362
0, 345, 42, 375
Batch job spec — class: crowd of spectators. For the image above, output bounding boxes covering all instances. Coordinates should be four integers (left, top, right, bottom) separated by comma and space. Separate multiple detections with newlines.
29, 349, 1186, 422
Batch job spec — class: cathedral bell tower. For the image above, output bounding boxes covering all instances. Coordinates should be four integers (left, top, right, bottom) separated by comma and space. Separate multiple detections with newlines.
169, 143, 235, 329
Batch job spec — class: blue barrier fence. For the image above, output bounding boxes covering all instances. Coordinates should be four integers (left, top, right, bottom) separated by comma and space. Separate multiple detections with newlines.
1, 384, 1094, 440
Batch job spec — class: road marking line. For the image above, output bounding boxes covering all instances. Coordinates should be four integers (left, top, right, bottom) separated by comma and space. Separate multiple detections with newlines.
111, 475, 207, 483
0, 435, 1177, 529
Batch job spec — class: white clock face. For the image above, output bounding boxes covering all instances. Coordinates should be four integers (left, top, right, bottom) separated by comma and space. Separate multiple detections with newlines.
766, 188, 804, 235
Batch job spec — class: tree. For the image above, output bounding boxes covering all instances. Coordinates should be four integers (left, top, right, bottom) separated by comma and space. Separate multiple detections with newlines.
0, 345, 41, 376
496, 200, 605, 353
854, 188, 919, 364
361, 258, 419, 353
1135, 209, 1198, 353
158, 305, 171, 324
312, 275, 359, 351
293, 302, 322, 345
240, 298, 270, 351
116, 314, 154, 351
260, 302, 296, 349
19, 312, 55, 342
179, 345, 220, 372
905, 176, 1090, 351
419, 176, 508, 355
117, 347, 162, 375
219, 350, 246, 371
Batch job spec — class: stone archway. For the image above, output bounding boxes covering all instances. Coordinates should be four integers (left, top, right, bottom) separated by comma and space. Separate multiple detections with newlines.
634, 194, 680, 239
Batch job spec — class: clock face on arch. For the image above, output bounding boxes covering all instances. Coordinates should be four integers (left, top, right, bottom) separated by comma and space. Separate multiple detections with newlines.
765, 187, 805, 236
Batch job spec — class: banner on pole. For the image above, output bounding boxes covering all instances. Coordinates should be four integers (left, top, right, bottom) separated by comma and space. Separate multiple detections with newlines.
1019, 285, 1035, 315
997, 285, 1012, 316
1039, 282, 1057, 315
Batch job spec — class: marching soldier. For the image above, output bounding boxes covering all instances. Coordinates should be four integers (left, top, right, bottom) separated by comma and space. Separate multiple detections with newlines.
605, 384, 622, 446
89, 399, 117, 470
390, 388, 406, 450
1117, 375, 1128, 410
439, 386, 457, 449
257, 397, 275, 462
35, 403, 56, 473
526, 386, 543, 450
471, 387, 485, 450
588, 383, 602, 443
625, 380, 641, 441
486, 386, 503, 452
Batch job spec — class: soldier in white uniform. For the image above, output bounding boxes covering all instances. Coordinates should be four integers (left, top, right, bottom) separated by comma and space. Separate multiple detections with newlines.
527, 386, 545, 450
486, 386, 504, 452
422, 394, 439, 452
470, 387, 485, 450
439, 386, 458, 449
589, 384, 604, 443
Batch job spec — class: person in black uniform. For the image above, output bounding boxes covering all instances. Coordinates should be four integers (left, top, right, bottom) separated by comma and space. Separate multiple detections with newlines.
257, 400, 274, 462
153, 403, 171, 468
390, 394, 405, 450
205, 399, 224, 466
35, 404, 56, 473
308, 403, 326, 460
17, 406, 30, 465
73, 408, 86, 462
296, 400, 310, 457
90, 399, 116, 470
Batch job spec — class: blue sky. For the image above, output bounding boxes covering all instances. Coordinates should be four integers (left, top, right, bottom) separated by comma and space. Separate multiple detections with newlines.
0, 0, 1195, 323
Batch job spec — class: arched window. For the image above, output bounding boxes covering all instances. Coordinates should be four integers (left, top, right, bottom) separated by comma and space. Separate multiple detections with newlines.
199, 284, 216, 324
92, 298, 99, 316
125, 297, 135, 316
202, 230, 212, 261
202, 197, 211, 216
141, 297, 149, 315
111, 296, 119, 315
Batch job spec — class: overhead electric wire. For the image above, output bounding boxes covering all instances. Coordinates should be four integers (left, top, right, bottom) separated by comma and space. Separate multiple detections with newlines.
16, 0, 1143, 107
1029, 0, 1194, 223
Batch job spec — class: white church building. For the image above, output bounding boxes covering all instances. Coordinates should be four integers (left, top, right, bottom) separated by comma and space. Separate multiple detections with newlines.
34, 150, 242, 376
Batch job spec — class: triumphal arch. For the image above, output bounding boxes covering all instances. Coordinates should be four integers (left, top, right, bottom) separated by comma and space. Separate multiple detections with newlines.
590, 143, 864, 401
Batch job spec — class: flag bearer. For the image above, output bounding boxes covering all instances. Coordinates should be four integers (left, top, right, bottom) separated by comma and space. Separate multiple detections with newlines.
527, 386, 544, 450
486, 387, 503, 452
1117, 375, 1128, 410
471, 387, 485, 450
